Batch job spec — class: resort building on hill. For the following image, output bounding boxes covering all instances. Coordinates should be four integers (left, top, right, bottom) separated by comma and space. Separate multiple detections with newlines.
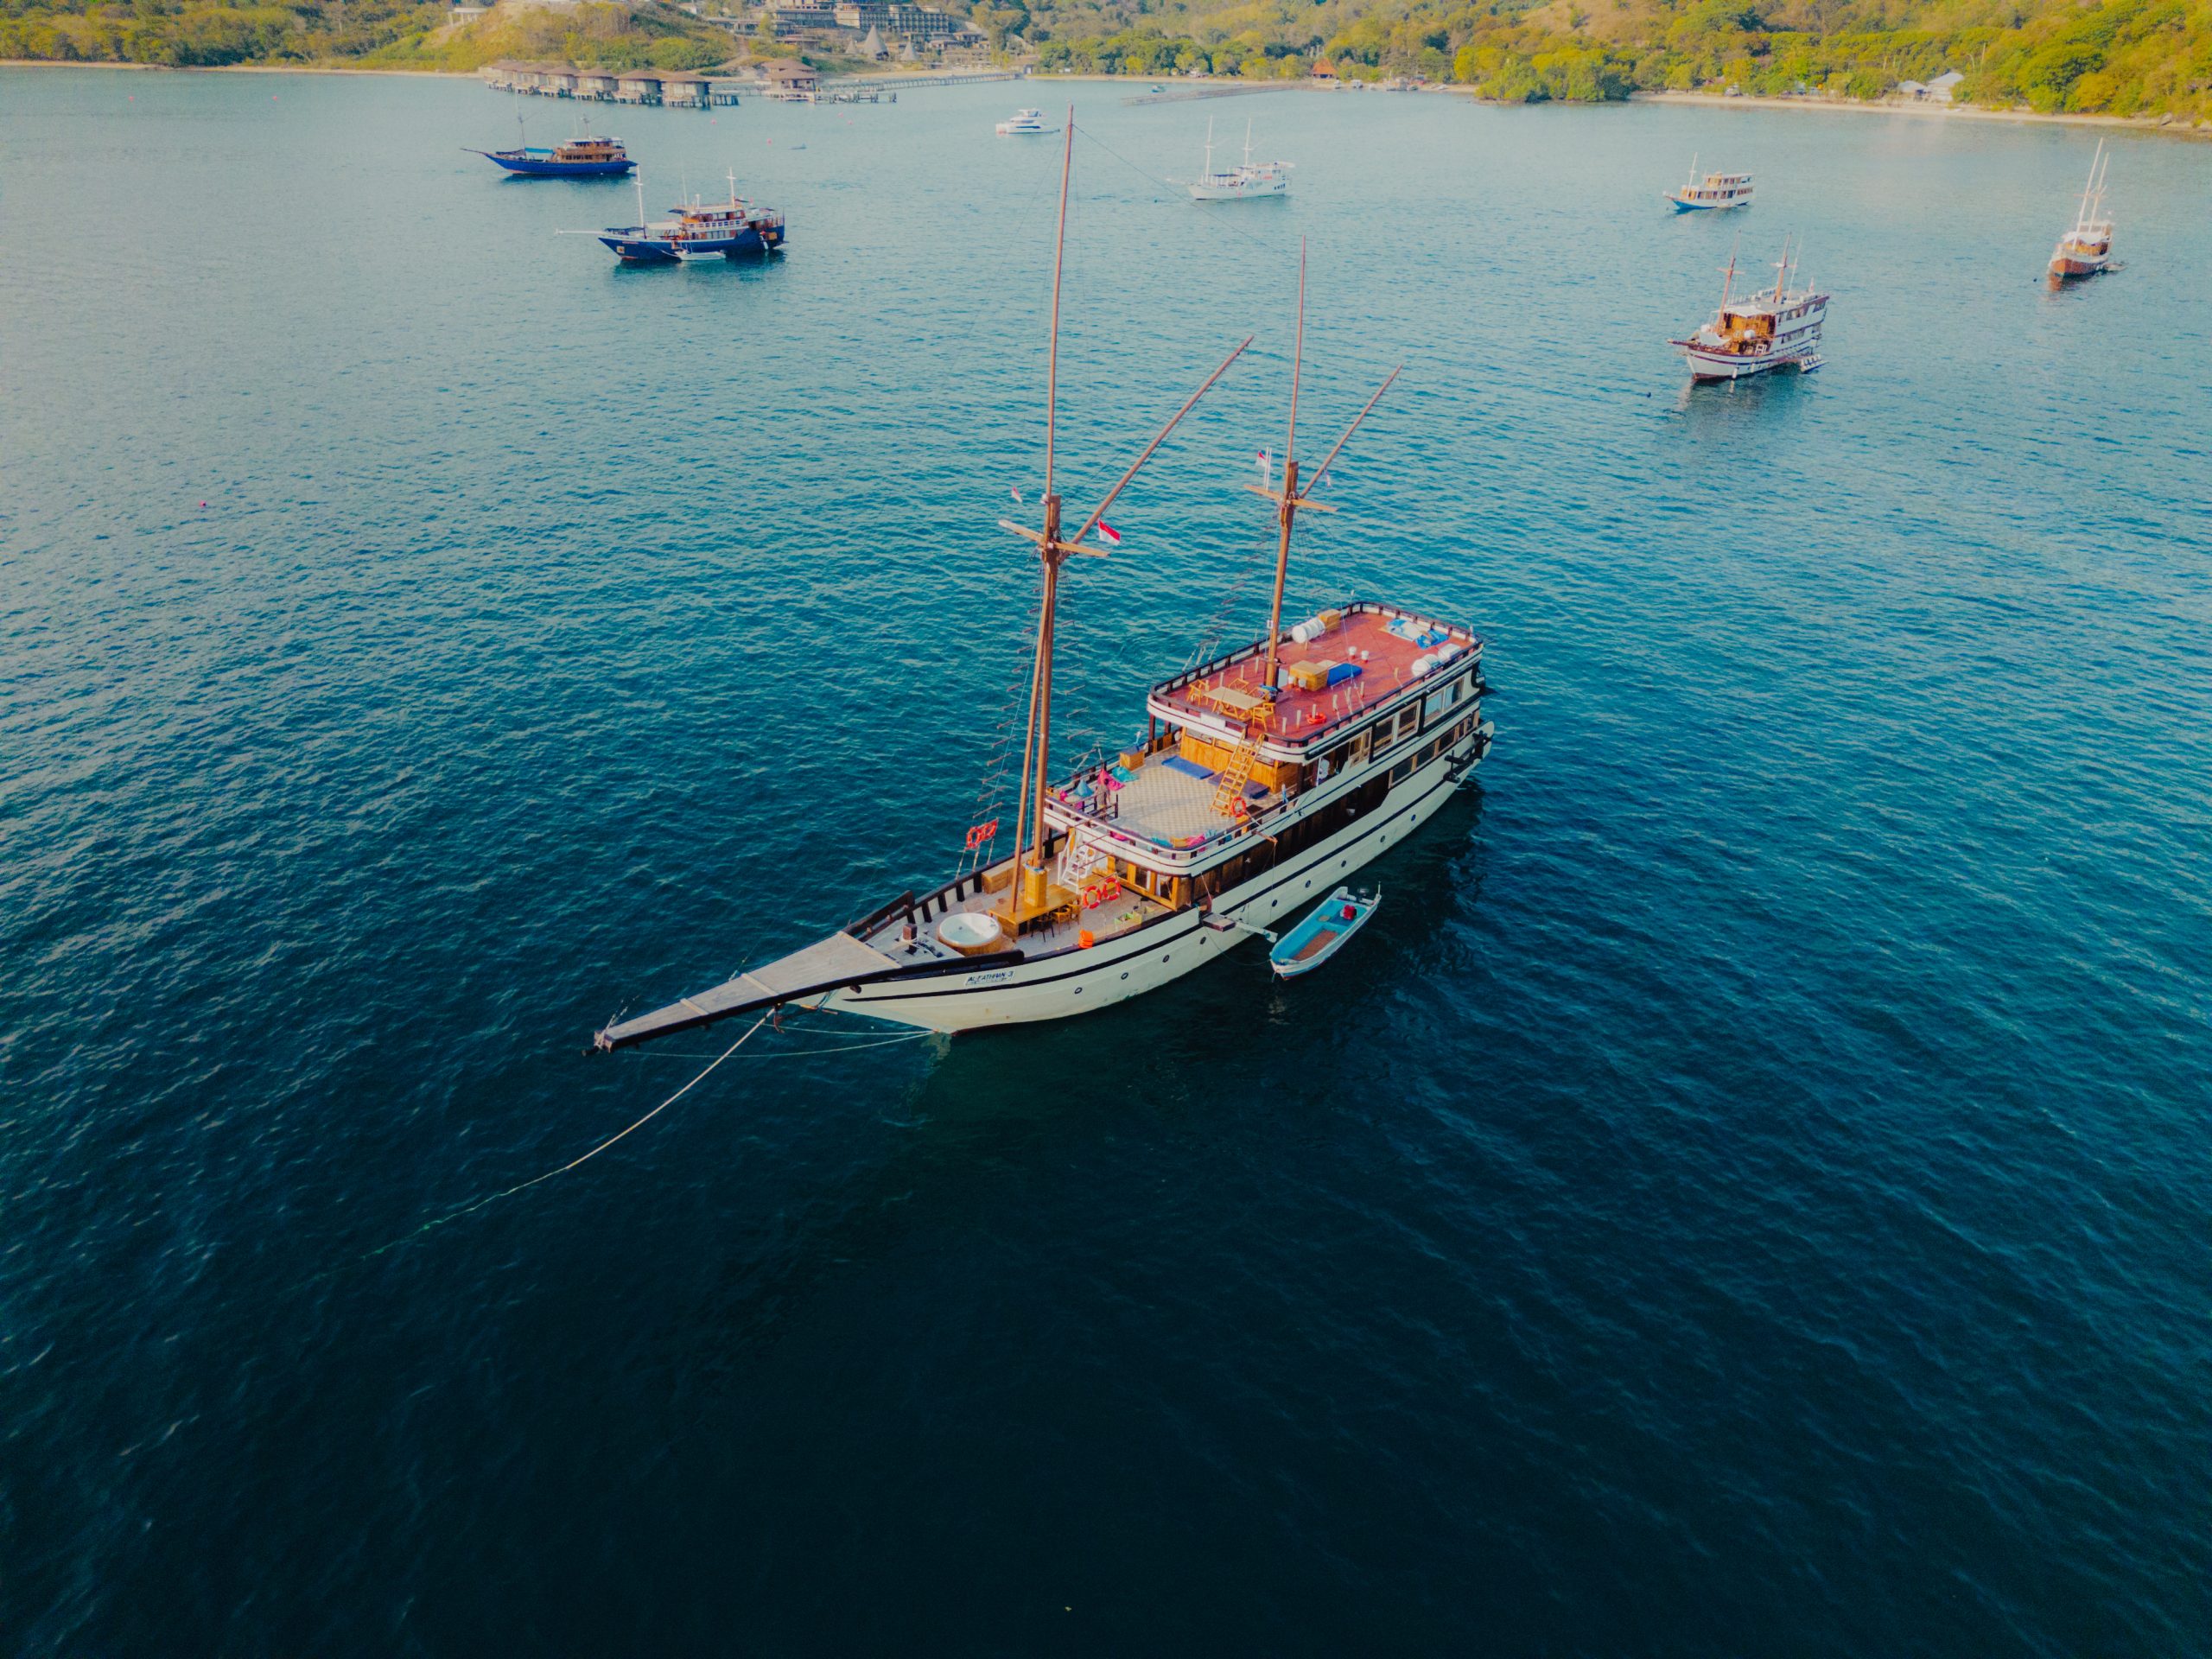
832, 2, 976, 45
758, 0, 984, 54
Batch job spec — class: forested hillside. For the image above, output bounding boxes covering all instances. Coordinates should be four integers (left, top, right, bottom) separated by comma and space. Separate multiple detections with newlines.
0, 0, 734, 71
1025, 0, 2212, 121
4, 0, 2209, 124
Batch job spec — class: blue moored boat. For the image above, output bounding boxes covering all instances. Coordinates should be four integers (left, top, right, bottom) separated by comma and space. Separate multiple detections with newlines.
598, 173, 786, 264
469, 130, 634, 178
1269, 887, 1381, 978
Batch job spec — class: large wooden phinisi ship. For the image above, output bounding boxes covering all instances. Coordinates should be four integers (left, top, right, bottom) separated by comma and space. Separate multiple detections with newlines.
591, 119, 1493, 1052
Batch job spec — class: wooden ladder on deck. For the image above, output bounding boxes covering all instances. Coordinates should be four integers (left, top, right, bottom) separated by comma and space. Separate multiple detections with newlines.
1058, 827, 1106, 888
1210, 721, 1267, 817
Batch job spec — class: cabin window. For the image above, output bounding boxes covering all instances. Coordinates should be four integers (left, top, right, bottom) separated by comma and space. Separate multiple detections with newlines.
1395, 707, 1420, 743
1346, 728, 1372, 766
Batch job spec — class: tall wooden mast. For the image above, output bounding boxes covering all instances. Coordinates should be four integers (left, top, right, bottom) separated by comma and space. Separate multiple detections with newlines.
1004, 112, 1077, 921
1261, 241, 1308, 693
1251, 245, 1403, 697
1000, 110, 1251, 922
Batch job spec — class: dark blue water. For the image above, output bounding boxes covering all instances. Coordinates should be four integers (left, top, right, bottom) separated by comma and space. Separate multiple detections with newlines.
4, 67, 2210, 1656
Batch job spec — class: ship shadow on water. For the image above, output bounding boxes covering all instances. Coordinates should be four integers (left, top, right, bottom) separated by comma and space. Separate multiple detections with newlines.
498, 173, 636, 187
609, 254, 787, 284
1672, 366, 1817, 419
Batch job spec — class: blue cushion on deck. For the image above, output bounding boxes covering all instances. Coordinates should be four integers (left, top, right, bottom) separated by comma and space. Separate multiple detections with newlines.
1163, 755, 1217, 782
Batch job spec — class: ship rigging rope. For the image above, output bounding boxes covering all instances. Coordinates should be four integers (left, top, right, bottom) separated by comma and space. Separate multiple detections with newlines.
356, 1013, 772, 1263
626, 1027, 932, 1061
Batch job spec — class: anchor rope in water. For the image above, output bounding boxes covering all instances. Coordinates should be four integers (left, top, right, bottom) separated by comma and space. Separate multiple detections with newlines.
625, 1027, 932, 1061
359, 1012, 771, 1263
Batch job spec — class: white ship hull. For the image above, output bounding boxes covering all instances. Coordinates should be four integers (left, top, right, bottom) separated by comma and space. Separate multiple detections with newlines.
820, 728, 1485, 1032
1188, 175, 1288, 201
1681, 343, 1819, 381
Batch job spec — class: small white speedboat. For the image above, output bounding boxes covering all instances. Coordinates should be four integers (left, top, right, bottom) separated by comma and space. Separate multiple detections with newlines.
1269, 887, 1380, 978
996, 109, 1057, 136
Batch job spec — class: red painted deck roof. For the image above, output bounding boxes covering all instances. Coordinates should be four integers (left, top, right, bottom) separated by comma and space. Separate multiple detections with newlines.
1154, 607, 1475, 748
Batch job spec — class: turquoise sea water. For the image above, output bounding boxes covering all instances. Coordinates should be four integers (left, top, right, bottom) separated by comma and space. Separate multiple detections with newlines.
4, 67, 2210, 1655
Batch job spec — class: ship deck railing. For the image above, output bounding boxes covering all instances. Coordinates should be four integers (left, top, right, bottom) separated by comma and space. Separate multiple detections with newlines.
1150, 601, 1482, 754
855, 841, 1174, 967
1044, 745, 1287, 865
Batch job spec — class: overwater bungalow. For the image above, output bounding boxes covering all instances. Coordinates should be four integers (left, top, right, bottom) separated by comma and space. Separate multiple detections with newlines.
615, 68, 665, 104
658, 69, 711, 107
576, 68, 619, 99
757, 58, 822, 99
538, 65, 581, 97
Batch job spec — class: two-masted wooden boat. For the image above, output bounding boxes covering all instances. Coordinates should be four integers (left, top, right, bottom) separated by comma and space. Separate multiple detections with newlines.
468, 109, 636, 177
591, 117, 1493, 1052
1672, 238, 1827, 381
2049, 141, 2116, 283
598, 173, 785, 264
1186, 118, 1293, 202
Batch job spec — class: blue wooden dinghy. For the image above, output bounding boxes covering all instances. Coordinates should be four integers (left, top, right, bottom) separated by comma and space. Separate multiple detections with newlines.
1269, 887, 1379, 978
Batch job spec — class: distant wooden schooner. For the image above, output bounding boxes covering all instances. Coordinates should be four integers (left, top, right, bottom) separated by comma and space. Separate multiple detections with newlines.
1672, 238, 1828, 381
2049, 140, 2117, 283
592, 112, 1492, 1050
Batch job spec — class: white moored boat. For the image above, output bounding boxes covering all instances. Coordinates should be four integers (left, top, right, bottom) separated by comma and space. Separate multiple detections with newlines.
1664, 156, 1754, 212
590, 129, 1493, 1052
996, 107, 1057, 136
2048, 140, 2116, 283
1671, 239, 1827, 381
1186, 118, 1291, 201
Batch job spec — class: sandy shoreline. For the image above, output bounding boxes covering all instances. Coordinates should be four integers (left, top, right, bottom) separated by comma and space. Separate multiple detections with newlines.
0, 58, 459, 75
1632, 88, 2210, 142
7, 60, 2209, 140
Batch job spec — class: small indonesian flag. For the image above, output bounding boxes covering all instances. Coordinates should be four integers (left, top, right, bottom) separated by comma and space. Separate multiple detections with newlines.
1094, 521, 1122, 548
1257, 448, 1272, 480
1010, 486, 1024, 505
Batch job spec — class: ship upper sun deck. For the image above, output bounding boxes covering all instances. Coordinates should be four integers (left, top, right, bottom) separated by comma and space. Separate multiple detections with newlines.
1036, 602, 1484, 869
1153, 604, 1476, 750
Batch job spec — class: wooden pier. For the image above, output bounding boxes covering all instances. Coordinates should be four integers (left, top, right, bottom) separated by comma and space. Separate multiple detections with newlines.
482, 61, 1025, 109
